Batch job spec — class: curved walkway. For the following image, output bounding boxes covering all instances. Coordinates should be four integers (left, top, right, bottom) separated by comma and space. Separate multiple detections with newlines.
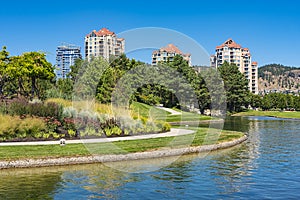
155, 106, 182, 115
0, 128, 195, 146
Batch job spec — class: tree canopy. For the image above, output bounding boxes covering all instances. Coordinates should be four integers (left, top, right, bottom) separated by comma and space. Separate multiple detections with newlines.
218, 62, 250, 112
0, 48, 55, 99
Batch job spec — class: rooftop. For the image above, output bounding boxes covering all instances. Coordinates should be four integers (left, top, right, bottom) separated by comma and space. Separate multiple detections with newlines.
216, 38, 242, 49
86, 28, 115, 37
161, 44, 183, 54
154, 44, 190, 56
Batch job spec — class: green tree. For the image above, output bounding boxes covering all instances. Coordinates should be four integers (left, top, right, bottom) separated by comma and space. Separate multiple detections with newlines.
67, 58, 84, 82
294, 96, 300, 111
6, 55, 28, 97
0, 46, 10, 96
74, 56, 109, 100
165, 55, 203, 109
96, 54, 143, 104
46, 78, 73, 100
286, 94, 294, 109
96, 67, 121, 103
199, 68, 226, 115
261, 94, 272, 110
6, 52, 54, 99
249, 93, 262, 109
218, 62, 250, 112
21, 52, 54, 99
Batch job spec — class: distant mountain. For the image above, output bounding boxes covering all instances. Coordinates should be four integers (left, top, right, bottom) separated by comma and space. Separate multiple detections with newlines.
258, 64, 300, 94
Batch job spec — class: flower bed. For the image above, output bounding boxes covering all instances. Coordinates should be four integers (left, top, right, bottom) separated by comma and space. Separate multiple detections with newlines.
0, 98, 170, 142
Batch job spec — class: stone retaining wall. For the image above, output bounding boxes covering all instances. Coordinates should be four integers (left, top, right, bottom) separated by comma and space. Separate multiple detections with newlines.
0, 135, 247, 169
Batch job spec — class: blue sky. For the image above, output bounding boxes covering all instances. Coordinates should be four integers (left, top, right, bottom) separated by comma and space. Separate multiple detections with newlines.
1, 0, 300, 66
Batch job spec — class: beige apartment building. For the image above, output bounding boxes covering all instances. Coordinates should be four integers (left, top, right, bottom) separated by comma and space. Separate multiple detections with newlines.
210, 39, 258, 94
85, 28, 124, 60
152, 44, 191, 66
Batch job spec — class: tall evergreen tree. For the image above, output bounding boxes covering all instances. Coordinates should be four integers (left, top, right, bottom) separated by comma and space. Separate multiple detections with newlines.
218, 62, 250, 112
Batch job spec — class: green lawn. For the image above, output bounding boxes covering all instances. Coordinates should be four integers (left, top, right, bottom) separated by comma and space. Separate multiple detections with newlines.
130, 102, 170, 118
162, 111, 213, 122
0, 127, 244, 161
131, 102, 213, 122
233, 110, 300, 119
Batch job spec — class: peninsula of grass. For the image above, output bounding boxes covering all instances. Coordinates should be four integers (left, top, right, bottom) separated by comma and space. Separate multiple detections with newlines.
233, 110, 300, 119
0, 101, 242, 163
0, 128, 244, 161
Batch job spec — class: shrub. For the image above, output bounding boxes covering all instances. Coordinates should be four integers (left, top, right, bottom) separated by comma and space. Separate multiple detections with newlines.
0, 115, 47, 140
7, 98, 28, 116
63, 118, 76, 131
62, 107, 78, 118
18, 117, 46, 137
0, 101, 8, 114
45, 98, 72, 107
156, 121, 171, 132
4, 98, 63, 120
104, 127, 113, 137
44, 117, 62, 132
111, 126, 122, 136
67, 129, 76, 137
0, 115, 20, 140
84, 126, 96, 136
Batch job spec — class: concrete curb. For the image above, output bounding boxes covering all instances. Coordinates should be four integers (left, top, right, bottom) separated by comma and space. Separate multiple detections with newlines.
0, 135, 248, 169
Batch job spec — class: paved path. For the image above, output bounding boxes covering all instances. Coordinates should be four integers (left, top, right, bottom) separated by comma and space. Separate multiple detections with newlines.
0, 128, 194, 146
155, 106, 182, 115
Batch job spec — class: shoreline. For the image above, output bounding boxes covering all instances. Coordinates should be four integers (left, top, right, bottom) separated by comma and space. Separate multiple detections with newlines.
169, 119, 224, 125
232, 111, 300, 120
0, 135, 247, 169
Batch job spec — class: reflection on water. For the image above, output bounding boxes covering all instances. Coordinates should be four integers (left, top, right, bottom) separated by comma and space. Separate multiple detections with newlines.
0, 167, 63, 199
0, 116, 300, 199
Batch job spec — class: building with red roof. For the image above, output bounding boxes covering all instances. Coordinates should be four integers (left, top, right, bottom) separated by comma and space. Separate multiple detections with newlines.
85, 28, 125, 60
152, 44, 191, 66
211, 39, 258, 94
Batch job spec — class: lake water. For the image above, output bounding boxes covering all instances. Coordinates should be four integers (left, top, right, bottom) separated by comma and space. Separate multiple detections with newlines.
0, 116, 300, 199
